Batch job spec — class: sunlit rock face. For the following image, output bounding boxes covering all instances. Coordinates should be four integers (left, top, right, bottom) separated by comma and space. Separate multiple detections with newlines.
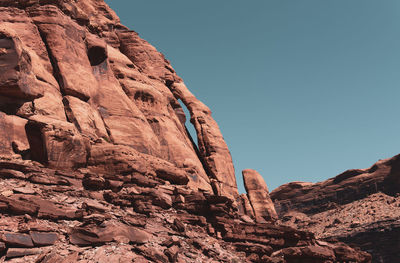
242, 169, 278, 222
0, 0, 242, 196
0, 1, 375, 262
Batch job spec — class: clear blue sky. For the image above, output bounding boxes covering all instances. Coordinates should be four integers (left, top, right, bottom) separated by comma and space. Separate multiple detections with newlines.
106, 0, 400, 193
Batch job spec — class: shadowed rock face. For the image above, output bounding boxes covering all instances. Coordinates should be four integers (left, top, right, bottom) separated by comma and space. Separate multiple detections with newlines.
0, 0, 375, 262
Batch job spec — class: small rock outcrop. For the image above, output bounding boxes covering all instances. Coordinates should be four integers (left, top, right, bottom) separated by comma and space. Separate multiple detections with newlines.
242, 169, 278, 222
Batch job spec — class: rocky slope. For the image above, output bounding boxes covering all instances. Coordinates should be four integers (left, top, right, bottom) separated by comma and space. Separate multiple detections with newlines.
271, 156, 400, 263
0, 0, 378, 262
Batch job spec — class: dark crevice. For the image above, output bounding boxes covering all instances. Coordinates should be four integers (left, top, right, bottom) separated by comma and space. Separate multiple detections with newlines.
88, 46, 107, 66
11, 142, 30, 160
62, 97, 82, 133
36, 27, 66, 97
97, 107, 114, 144
0, 96, 27, 116
25, 121, 48, 165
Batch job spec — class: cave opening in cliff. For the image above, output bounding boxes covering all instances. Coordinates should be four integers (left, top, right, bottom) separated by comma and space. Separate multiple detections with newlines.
88, 46, 107, 66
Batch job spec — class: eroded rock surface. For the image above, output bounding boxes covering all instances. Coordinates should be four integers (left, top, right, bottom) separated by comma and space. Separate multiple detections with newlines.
273, 156, 400, 262
0, 0, 374, 262
0, 0, 221, 195
242, 169, 278, 222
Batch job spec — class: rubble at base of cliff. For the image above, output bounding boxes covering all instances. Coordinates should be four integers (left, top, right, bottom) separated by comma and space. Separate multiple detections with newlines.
0, 158, 371, 262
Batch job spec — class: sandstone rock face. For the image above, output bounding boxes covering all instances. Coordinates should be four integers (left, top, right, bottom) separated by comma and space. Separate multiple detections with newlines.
0, 0, 374, 262
242, 169, 278, 222
0, 0, 232, 196
273, 156, 400, 263
0, 112, 29, 157
271, 155, 400, 216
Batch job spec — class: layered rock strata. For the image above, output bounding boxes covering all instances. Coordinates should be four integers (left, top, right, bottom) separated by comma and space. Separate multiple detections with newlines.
271, 155, 400, 215
272, 155, 400, 262
0, 158, 371, 262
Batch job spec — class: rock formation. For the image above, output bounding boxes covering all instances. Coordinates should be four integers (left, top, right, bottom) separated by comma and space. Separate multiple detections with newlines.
0, 0, 377, 262
0, 0, 240, 198
242, 169, 278, 222
272, 155, 400, 262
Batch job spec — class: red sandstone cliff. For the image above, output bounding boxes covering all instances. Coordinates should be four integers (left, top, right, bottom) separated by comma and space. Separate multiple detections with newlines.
0, 0, 376, 262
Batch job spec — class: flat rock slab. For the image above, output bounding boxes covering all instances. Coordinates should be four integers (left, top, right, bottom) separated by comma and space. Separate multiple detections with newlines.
30, 232, 58, 246
1, 232, 34, 248
6, 247, 41, 259
70, 222, 151, 246
13, 187, 36, 195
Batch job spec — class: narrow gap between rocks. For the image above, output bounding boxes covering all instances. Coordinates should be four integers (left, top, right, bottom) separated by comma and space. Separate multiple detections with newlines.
178, 99, 219, 194
179, 99, 198, 147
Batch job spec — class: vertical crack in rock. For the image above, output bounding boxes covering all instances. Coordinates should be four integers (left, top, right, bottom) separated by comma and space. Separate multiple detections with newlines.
36, 27, 66, 98
61, 97, 82, 133
35, 26, 74, 127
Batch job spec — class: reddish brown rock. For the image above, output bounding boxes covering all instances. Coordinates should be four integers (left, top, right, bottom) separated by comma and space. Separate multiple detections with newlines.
170, 82, 239, 199
70, 222, 151, 246
0, 112, 29, 157
271, 155, 400, 216
25, 115, 88, 169
0, 0, 234, 197
0, 26, 44, 100
0, 1, 376, 262
242, 169, 278, 222
0, 7, 66, 120
272, 156, 400, 262
108, 46, 212, 192
238, 193, 255, 219
1, 232, 34, 247
0, 195, 39, 215
87, 144, 191, 186
29, 5, 98, 101
63, 96, 109, 141
30, 232, 58, 246
6, 247, 41, 259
